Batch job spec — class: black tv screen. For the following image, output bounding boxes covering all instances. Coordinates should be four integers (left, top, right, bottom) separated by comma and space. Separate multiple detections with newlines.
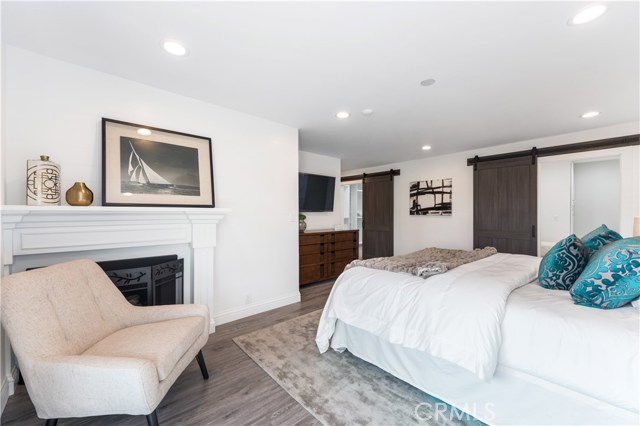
299, 173, 335, 212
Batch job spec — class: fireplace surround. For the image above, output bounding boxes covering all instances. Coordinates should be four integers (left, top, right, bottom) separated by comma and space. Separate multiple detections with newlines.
2, 205, 229, 322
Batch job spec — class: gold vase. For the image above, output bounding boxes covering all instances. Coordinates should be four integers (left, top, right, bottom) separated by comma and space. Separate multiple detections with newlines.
65, 182, 93, 206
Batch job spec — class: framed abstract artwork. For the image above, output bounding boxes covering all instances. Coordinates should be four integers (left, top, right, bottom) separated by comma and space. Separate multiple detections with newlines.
409, 178, 452, 215
102, 118, 214, 207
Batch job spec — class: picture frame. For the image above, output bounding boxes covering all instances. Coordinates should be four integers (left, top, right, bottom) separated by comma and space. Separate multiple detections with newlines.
102, 118, 214, 207
409, 178, 452, 216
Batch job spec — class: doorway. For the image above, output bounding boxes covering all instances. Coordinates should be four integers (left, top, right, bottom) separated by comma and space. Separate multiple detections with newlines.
342, 181, 363, 256
538, 151, 626, 256
572, 159, 620, 236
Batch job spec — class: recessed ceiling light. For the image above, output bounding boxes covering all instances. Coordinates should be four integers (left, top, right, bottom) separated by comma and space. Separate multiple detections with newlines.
420, 79, 436, 87
137, 128, 152, 136
422, 145, 432, 151
336, 111, 350, 119
163, 40, 188, 56
361, 109, 374, 116
581, 111, 600, 118
569, 4, 607, 25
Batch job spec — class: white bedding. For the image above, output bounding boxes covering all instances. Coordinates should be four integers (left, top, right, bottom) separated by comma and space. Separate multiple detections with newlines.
316, 253, 540, 380
500, 283, 639, 413
316, 252, 640, 417
331, 320, 639, 424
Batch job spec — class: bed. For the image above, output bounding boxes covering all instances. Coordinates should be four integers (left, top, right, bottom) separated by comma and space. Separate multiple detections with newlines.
316, 253, 640, 425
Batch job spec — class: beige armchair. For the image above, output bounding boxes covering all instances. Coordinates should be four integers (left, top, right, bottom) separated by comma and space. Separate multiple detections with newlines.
1, 259, 210, 426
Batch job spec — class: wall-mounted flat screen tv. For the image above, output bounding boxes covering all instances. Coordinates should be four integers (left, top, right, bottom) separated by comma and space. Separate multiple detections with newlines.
299, 173, 335, 212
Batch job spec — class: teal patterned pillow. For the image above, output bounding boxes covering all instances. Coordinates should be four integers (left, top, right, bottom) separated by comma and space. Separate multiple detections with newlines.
538, 235, 589, 290
581, 224, 623, 256
570, 237, 640, 309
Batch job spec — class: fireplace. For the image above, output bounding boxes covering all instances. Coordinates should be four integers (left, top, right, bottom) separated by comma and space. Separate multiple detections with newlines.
1, 205, 229, 326
0, 205, 230, 411
98, 255, 184, 306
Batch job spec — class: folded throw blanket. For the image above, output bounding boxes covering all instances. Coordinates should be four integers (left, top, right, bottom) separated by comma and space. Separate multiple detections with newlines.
346, 246, 498, 278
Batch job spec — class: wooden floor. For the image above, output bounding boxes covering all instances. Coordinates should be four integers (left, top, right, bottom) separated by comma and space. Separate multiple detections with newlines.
1, 281, 334, 426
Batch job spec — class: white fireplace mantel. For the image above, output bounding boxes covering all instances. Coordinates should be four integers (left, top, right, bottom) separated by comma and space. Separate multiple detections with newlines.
1, 205, 230, 331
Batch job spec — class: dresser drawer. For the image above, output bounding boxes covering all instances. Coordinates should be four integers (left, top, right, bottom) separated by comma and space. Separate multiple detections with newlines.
300, 253, 325, 266
300, 244, 325, 256
334, 240, 356, 251
334, 232, 357, 242
300, 264, 327, 285
299, 234, 325, 245
334, 249, 355, 261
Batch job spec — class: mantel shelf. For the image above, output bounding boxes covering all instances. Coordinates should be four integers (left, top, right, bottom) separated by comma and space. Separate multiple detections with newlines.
1, 205, 232, 213
1, 204, 231, 217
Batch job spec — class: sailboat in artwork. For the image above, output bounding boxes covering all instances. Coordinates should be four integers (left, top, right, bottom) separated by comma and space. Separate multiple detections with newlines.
128, 141, 172, 187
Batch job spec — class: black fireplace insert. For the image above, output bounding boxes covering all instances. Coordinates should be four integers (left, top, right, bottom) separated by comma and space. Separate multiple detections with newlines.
97, 255, 184, 306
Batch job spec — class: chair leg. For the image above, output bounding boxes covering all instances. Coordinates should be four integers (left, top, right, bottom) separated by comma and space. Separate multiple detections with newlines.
146, 410, 159, 426
195, 350, 209, 380
44, 419, 58, 426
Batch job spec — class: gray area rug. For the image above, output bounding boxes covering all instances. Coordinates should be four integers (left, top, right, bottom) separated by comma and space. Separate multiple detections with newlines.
234, 310, 485, 426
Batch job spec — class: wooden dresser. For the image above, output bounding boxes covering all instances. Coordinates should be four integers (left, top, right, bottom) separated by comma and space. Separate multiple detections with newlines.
299, 229, 359, 286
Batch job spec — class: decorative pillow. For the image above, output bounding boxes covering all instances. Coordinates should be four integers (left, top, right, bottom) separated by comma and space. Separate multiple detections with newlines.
581, 224, 623, 256
570, 237, 640, 309
538, 234, 589, 290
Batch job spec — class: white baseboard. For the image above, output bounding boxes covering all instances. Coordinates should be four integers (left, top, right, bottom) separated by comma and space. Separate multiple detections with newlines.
214, 291, 301, 326
1, 366, 17, 414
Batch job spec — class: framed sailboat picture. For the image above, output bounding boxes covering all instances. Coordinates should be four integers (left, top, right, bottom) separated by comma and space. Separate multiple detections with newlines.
102, 118, 214, 207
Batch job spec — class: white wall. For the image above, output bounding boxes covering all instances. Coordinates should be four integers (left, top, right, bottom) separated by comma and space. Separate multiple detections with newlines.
2, 46, 300, 325
343, 122, 640, 256
539, 160, 572, 246
0, 6, 13, 413
298, 150, 342, 230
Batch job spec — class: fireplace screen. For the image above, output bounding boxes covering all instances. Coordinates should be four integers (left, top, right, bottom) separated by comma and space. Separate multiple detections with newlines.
98, 255, 183, 306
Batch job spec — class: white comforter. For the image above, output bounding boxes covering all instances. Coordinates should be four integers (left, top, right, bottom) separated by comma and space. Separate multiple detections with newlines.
316, 253, 540, 380
500, 283, 639, 413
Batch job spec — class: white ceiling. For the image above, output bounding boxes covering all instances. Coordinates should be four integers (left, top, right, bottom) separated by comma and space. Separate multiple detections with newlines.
2, 1, 639, 170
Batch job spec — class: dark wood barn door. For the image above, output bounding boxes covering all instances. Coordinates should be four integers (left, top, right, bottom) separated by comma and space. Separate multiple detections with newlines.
474, 157, 537, 255
362, 174, 394, 259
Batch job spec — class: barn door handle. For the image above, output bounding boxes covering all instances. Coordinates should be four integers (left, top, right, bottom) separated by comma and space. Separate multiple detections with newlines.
532, 225, 536, 238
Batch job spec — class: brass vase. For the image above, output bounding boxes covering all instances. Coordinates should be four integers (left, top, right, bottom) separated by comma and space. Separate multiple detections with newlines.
65, 182, 93, 206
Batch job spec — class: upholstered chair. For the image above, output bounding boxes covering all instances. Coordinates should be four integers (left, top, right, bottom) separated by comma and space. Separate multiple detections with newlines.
1, 259, 211, 426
